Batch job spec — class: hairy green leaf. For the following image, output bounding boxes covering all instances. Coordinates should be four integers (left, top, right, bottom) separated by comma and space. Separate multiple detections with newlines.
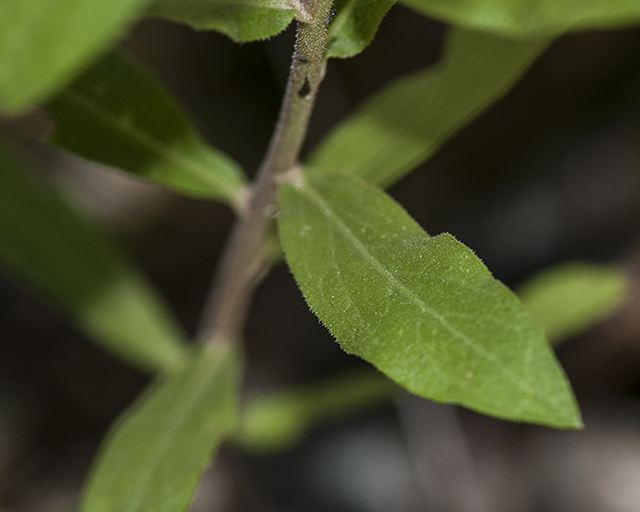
0, 0, 149, 113
518, 261, 626, 344
147, 0, 296, 41
82, 343, 242, 512
46, 52, 246, 206
278, 172, 581, 428
400, 0, 640, 38
236, 368, 397, 452
0, 139, 188, 373
325, 0, 396, 58
309, 28, 548, 188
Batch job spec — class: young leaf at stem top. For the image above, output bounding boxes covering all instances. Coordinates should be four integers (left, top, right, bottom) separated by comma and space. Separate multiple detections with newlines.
146, 0, 297, 42
278, 171, 582, 429
81, 343, 242, 512
399, 0, 640, 38
0, 0, 150, 113
46, 51, 247, 209
308, 27, 548, 189
0, 139, 188, 374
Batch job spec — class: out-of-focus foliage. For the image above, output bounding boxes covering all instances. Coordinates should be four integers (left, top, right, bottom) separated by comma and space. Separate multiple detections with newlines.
518, 262, 626, 344
47, 51, 247, 207
0, 139, 188, 373
237, 368, 397, 452
82, 344, 242, 512
309, 28, 548, 188
0, 0, 150, 112
400, 0, 640, 37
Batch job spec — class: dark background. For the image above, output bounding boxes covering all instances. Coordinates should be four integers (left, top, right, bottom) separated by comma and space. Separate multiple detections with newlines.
3, 5, 640, 511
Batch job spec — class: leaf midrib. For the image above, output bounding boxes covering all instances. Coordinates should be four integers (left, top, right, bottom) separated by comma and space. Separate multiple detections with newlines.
127, 352, 227, 511
296, 178, 549, 406
60, 89, 239, 199
355, 39, 501, 178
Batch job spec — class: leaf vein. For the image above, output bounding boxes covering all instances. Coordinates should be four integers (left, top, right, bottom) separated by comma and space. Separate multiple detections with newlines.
61, 89, 238, 197
299, 178, 548, 403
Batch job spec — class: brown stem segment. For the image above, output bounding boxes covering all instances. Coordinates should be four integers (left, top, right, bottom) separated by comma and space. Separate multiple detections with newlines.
198, 0, 335, 344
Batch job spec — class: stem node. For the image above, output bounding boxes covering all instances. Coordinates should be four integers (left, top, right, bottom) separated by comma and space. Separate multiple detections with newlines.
197, 0, 334, 345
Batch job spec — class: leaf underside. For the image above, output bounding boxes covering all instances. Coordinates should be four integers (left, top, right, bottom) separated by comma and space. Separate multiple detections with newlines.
278, 172, 581, 428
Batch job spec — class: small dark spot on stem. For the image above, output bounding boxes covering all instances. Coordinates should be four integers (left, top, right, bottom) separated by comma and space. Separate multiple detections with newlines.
298, 77, 311, 97
325, 8, 337, 23
298, 56, 309, 63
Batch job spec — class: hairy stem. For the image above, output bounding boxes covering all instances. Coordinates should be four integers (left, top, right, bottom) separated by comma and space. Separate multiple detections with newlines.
198, 0, 334, 344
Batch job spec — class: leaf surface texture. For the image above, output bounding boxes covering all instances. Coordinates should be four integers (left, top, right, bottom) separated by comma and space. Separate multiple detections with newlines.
278, 172, 581, 428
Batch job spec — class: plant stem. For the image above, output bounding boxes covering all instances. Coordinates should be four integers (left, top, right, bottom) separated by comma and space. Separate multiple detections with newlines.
198, 0, 335, 344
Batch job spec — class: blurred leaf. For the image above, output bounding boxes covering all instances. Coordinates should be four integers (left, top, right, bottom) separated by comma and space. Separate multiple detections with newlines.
147, 0, 296, 41
400, 0, 640, 38
278, 172, 581, 428
236, 368, 397, 452
46, 52, 246, 206
309, 28, 548, 188
0, 0, 150, 113
0, 138, 188, 373
325, 0, 396, 58
518, 261, 626, 344
82, 343, 242, 512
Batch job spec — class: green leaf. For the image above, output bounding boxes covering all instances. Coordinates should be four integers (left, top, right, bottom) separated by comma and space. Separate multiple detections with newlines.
278, 171, 581, 428
236, 368, 397, 452
518, 261, 626, 345
308, 28, 548, 188
0, 138, 188, 373
325, 0, 396, 59
146, 0, 296, 42
46, 52, 247, 206
0, 0, 150, 113
82, 343, 242, 512
399, 0, 640, 38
